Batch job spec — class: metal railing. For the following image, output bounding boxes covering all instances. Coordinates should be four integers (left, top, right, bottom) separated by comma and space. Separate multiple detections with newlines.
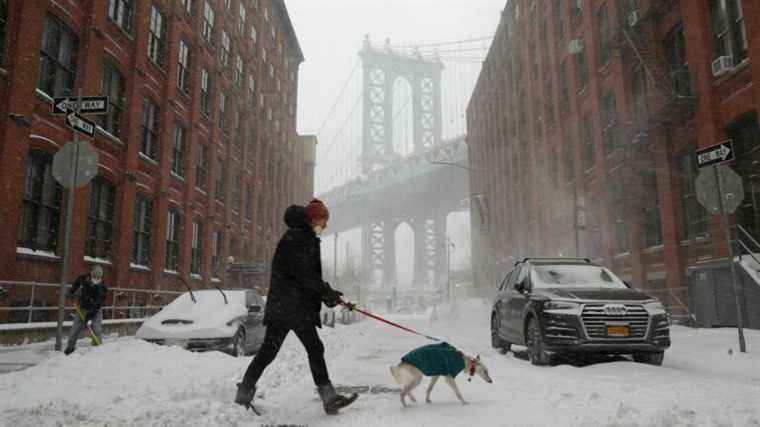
0, 281, 182, 325
644, 286, 698, 325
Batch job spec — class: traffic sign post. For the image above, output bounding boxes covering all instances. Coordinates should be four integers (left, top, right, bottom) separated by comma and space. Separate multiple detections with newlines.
694, 146, 747, 353
53, 89, 104, 351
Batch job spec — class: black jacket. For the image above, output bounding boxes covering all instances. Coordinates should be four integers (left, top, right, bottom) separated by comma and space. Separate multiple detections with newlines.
264, 205, 335, 328
69, 274, 108, 318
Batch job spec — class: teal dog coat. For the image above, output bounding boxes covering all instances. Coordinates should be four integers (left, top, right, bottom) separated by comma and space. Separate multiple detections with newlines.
401, 342, 465, 377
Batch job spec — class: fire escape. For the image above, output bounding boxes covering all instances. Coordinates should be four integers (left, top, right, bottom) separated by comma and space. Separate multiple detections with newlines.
613, 0, 698, 134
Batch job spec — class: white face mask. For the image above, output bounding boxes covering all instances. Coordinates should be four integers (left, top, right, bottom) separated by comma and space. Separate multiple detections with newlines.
91, 278, 102, 285
314, 225, 324, 236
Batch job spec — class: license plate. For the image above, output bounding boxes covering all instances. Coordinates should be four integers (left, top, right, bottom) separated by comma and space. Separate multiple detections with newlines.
606, 325, 630, 337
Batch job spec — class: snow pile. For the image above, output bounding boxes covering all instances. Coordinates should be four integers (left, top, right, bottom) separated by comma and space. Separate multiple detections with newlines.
135, 290, 248, 340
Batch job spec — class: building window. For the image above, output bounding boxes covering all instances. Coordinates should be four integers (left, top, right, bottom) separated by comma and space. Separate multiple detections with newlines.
601, 91, 617, 154
559, 60, 569, 113
582, 115, 595, 170
664, 24, 692, 95
575, 42, 589, 90
108, 0, 133, 33
642, 168, 663, 247
564, 140, 575, 183
679, 145, 708, 239
238, 2, 246, 34
221, 31, 230, 68
202, 1, 215, 45
85, 177, 115, 259
530, 40, 538, 79
165, 209, 182, 272
140, 98, 160, 159
251, 24, 257, 49
38, 15, 78, 97
132, 195, 152, 266
201, 68, 212, 116
219, 92, 228, 130
597, 4, 611, 66
180, 0, 194, 15
245, 189, 253, 221
211, 230, 222, 278
610, 181, 630, 253
196, 144, 208, 191
249, 74, 256, 109
572, 0, 583, 18
224, 0, 232, 12
554, 0, 565, 42
0, 0, 7, 64
101, 62, 126, 138
19, 150, 61, 252
171, 123, 186, 178
215, 159, 225, 201
147, 5, 166, 66
710, 0, 747, 64
191, 221, 203, 275
631, 66, 648, 129
234, 110, 242, 149
177, 40, 191, 94
235, 55, 244, 87
232, 168, 241, 214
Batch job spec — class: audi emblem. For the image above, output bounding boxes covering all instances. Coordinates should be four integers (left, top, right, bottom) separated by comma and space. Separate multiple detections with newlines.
603, 304, 628, 316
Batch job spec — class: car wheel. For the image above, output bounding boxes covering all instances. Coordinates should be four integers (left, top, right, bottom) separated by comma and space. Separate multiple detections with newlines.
527, 318, 550, 366
491, 314, 511, 353
632, 351, 664, 366
232, 328, 247, 357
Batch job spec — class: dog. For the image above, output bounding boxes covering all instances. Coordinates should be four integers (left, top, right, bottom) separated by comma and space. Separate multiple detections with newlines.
390, 342, 492, 406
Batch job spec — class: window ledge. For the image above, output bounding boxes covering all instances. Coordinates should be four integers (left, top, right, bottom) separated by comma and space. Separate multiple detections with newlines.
16, 247, 60, 261
139, 152, 159, 165
0, 67, 8, 78
96, 126, 125, 147
35, 89, 54, 104
170, 172, 186, 183
162, 269, 179, 276
107, 19, 135, 43
211, 278, 221, 283
196, 187, 208, 195
643, 244, 664, 253
713, 58, 750, 86
130, 263, 151, 272
84, 256, 112, 266
190, 273, 203, 281
613, 252, 631, 259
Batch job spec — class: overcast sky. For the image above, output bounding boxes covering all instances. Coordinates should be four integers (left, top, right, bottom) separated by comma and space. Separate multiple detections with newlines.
285, 0, 506, 284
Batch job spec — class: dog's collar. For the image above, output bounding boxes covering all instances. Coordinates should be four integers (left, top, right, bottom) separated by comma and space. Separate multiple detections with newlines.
467, 359, 477, 382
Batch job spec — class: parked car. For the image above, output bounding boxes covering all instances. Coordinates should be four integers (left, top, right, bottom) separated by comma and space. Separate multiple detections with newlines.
136, 289, 266, 357
491, 258, 670, 366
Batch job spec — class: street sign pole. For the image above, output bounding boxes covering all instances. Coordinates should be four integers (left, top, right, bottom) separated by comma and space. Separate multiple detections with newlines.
713, 164, 747, 353
54, 89, 82, 351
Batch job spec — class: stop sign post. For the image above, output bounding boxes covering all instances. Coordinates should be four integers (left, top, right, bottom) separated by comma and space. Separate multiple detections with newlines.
694, 145, 747, 354
51, 89, 105, 352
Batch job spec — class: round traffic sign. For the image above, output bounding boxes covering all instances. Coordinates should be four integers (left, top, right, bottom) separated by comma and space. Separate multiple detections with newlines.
52, 141, 99, 189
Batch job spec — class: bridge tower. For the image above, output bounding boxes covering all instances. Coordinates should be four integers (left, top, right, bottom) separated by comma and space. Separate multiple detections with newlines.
359, 36, 444, 172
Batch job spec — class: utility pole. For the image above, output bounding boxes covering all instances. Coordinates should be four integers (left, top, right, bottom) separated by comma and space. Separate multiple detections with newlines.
334, 232, 339, 290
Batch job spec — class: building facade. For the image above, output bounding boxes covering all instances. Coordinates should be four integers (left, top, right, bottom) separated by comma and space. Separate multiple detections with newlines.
0, 0, 311, 317
468, 0, 760, 318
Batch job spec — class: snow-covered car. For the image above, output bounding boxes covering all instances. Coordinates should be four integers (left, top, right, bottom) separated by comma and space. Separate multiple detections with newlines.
491, 258, 671, 366
136, 289, 266, 357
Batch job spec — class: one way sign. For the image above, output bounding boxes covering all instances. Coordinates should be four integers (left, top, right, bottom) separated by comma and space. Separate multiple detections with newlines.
53, 96, 109, 115
65, 112, 96, 138
696, 140, 734, 169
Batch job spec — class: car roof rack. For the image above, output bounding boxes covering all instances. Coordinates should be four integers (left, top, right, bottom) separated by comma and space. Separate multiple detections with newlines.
515, 257, 594, 266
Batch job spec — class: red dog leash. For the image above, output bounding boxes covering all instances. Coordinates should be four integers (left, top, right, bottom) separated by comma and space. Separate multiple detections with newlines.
338, 297, 441, 342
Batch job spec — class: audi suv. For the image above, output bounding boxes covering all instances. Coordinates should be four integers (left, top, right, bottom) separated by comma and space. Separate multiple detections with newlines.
490, 258, 670, 366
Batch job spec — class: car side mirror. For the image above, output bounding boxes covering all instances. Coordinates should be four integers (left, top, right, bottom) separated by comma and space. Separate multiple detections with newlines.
623, 281, 634, 289
515, 281, 527, 294
248, 305, 262, 313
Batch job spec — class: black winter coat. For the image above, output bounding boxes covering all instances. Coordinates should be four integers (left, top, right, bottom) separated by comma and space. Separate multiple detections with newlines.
263, 205, 334, 328
69, 274, 108, 318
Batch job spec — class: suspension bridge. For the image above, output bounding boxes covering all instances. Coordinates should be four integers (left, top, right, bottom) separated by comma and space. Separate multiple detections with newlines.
315, 35, 490, 288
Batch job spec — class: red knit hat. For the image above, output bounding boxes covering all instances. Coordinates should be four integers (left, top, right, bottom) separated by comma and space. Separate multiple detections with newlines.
305, 199, 330, 222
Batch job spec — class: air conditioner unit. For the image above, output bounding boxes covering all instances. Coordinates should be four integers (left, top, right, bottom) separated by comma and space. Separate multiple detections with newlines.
628, 10, 640, 27
711, 56, 734, 77
569, 39, 584, 54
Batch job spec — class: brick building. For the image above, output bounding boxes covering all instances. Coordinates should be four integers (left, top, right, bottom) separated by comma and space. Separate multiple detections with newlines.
468, 0, 760, 321
0, 0, 312, 313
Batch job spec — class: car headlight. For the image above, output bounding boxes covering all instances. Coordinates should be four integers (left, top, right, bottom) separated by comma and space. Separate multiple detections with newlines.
544, 301, 580, 310
644, 301, 666, 314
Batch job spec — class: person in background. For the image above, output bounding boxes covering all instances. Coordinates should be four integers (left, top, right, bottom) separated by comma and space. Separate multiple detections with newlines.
235, 199, 358, 415
64, 264, 107, 355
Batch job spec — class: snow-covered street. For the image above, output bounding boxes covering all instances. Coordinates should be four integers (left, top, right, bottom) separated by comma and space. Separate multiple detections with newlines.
1, 299, 759, 427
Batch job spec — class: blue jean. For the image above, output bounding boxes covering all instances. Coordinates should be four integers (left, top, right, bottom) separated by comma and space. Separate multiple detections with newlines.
65, 309, 103, 351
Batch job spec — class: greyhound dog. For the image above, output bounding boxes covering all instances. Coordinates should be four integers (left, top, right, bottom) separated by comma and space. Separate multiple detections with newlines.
390, 342, 492, 406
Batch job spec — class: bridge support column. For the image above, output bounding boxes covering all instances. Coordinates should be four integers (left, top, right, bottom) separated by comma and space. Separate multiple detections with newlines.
412, 219, 428, 287
382, 218, 398, 286
432, 215, 448, 291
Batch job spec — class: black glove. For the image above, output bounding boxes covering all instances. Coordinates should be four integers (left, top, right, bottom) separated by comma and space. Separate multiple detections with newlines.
323, 288, 343, 308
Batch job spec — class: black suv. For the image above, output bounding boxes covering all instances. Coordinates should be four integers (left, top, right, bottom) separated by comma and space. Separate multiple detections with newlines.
491, 258, 670, 366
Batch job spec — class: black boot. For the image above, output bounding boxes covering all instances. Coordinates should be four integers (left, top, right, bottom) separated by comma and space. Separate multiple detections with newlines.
317, 382, 358, 415
235, 382, 258, 414
64, 347, 74, 356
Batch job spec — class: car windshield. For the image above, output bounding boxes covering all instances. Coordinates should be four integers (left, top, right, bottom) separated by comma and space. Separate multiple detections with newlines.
530, 265, 628, 289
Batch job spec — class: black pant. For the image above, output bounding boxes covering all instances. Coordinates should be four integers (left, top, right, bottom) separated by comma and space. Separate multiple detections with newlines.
242, 323, 330, 389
